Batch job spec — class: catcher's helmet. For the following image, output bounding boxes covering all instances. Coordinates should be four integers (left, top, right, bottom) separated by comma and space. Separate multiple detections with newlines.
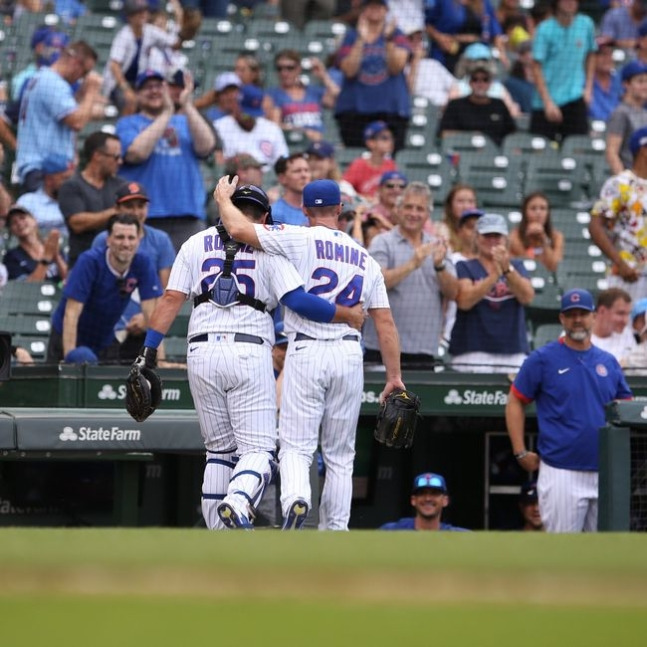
231, 184, 273, 224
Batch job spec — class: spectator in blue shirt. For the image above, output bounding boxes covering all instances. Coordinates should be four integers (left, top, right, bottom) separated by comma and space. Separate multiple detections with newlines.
380, 472, 470, 531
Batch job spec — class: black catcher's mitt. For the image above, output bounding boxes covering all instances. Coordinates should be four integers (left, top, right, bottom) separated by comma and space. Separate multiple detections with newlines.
374, 389, 421, 449
126, 350, 162, 422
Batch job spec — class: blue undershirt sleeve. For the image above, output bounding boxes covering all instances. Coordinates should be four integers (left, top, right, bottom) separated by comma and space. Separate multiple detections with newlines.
280, 287, 335, 322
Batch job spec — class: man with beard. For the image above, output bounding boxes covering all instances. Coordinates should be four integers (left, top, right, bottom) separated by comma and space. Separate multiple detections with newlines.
116, 69, 216, 252
379, 472, 470, 531
506, 289, 632, 533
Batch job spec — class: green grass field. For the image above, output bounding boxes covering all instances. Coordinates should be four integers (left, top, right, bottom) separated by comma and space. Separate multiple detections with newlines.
1, 529, 647, 646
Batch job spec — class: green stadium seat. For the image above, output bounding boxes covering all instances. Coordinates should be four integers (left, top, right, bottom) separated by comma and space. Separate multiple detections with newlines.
459, 153, 523, 210
335, 147, 367, 172
0, 314, 52, 337
396, 150, 458, 203
502, 133, 552, 161
0, 281, 61, 316
11, 334, 49, 362
532, 323, 564, 350
440, 131, 500, 157
524, 151, 589, 209
163, 337, 187, 363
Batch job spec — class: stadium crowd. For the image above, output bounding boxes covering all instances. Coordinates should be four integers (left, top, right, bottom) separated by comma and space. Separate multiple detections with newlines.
0, 0, 645, 530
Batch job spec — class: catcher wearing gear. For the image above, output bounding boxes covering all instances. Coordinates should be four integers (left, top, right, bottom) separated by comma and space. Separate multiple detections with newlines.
126, 347, 162, 422
374, 389, 421, 449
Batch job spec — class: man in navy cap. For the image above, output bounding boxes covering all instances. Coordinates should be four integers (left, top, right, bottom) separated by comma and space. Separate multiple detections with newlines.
518, 481, 544, 531
506, 288, 632, 533
380, 472, 470, 531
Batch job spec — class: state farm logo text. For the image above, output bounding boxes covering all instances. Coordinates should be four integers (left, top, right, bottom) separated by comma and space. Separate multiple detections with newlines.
98, 384, 181, 401
59, 425, 141, 442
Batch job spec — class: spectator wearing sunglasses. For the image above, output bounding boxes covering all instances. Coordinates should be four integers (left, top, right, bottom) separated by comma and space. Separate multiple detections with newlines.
380, 472, 470, 531
47, 213, 162, 365
266, 50, 339, 143
367, 170, 408, 226
438, 62, 516, 146
58, 131, 128, 267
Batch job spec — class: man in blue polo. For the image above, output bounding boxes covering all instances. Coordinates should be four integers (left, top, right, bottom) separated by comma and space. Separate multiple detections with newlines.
506, 288, 632, 533
47, 212, 162, 364
379, 472, 470, 531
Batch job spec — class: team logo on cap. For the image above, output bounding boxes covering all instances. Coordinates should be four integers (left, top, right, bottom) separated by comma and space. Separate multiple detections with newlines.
314, 198, 323, 205
570, 293, 581, 303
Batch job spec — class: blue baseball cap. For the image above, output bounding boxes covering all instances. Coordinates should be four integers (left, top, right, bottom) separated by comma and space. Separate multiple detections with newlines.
631, 297, 647, 322
464, 42, 492, 60
363, 120, 390, 141
303, 179, 341, 207
459, 208, 485, 223
621, 60, 647, 83
630, 126, 647, 157
560, 288, 594, 313
41, 153, 72, 175
240, 84, 264, 117
135, 69, 164, 90
379, 170, 408, 186
64, 346, 99, 364
31, 25, 52, 49
412, 472, 447, 494
306, 140, 335, 159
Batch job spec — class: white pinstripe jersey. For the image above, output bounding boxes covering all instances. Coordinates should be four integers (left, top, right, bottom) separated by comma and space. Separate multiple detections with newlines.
255, 223, 390, 339
167, 227, 304, 343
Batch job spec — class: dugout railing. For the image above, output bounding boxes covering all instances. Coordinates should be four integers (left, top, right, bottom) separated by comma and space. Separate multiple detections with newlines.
600, 400, 647, 532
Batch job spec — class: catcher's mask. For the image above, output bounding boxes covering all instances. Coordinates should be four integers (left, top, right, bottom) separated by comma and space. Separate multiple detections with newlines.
232, 184, 273, 225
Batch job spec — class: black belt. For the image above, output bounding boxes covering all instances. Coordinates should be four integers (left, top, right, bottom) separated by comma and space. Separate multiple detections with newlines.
189, 333, 264, 345
294, 333, 359, 342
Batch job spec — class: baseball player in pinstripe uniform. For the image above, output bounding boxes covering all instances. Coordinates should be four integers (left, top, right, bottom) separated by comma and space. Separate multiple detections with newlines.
506, 289, 632, 533
216, 176, 404, 531
136, 183, 364, 529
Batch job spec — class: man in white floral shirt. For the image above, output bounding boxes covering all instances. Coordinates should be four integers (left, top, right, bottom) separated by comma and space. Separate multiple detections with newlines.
590, 125, 647, 301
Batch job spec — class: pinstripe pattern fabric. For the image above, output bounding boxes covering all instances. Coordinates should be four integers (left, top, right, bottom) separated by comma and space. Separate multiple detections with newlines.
166, 227, 305, 527
255, 222, 389, 530
538, 461, 599, 533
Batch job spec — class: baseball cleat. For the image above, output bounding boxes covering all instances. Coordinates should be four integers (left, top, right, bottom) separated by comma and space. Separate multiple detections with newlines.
282, 499, 309, 530
217, 502, 253, 529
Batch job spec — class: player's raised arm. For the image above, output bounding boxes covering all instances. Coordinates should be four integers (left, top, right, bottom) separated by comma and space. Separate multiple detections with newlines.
214, 175, 262, 249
